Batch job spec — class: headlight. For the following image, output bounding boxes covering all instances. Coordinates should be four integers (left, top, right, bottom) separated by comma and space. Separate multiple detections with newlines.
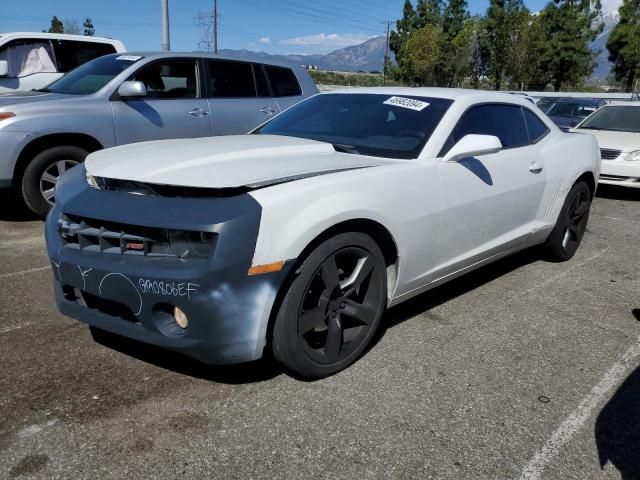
86, 172, 100, 189
169, 230, 216, 259
0, 112, 15, 121
625, 150, 640, 162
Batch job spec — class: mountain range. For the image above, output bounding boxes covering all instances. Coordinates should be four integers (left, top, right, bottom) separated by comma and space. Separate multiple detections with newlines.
220, 36, 389, 73
221, 1, 621, 79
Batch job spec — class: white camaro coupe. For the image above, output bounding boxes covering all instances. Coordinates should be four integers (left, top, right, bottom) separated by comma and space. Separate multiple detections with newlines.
573, 102, 640, 188
46, 88, 600, 378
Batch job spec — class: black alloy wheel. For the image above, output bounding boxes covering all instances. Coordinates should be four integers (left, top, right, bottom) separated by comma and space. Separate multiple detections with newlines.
273, 233, 387, 378
545, 180, 592, 261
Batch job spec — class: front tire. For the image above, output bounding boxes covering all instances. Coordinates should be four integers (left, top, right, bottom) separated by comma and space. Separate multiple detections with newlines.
21, 145, 87, 218
272, 233, 387, 379
544, 180, 592, 261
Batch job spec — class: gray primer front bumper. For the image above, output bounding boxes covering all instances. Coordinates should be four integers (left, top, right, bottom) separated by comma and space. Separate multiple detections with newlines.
45, 166, 293, 364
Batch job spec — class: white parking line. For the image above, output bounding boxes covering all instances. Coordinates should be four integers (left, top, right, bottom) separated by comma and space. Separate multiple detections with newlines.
0, 322, 38, 334
518, 337, 640, 480
592, 213, 640, 226
0, 265, 50, 279
516, 247, 610, 299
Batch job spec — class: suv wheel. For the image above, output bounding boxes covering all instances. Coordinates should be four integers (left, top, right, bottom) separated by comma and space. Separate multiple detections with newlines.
21, 146, 88, 218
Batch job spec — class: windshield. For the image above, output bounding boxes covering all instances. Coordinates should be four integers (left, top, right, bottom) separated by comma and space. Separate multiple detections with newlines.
44, 54, 143, 95
255, 93, 453, 159
547, 102, 599, 118
578, 105, 640, 133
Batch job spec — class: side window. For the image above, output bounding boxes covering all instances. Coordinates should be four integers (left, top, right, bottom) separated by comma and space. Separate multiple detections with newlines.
253, 64, 271, 97
449, 104, 529, 151
265, 65, 301, 97
0, 39, 58, 77
131, 60, 198, 99
207, 60, 256, 98
51, 40, 116, 73
523, 108, 550, 143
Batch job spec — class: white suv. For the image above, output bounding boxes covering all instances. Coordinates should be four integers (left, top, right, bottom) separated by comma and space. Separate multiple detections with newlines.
0, 32, 125, 93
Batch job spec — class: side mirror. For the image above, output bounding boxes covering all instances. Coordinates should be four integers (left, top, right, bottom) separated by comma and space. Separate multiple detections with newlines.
117, 80, 147, 98
0, 60, 8, 77
442, 134, 502, 163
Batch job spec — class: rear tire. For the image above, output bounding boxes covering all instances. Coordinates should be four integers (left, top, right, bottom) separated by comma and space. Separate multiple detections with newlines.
272, 232, 387, 379
21, 145, 87, 218
544, 180, 592, 261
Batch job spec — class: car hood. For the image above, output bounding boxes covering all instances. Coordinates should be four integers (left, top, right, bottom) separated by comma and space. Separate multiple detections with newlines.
549, 115, 582, 130
573, 128, 640, 153
0, 90, 74, 107
84, 135, 396, 189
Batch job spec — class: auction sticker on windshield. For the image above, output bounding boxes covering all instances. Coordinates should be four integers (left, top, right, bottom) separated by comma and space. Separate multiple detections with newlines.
383, 96, 430, 111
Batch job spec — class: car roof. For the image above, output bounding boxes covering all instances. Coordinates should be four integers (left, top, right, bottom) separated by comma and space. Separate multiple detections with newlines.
322, 87, 536, 106
0, 32, 124, 46
602, 101, 640, 107
121, 51, 306, 70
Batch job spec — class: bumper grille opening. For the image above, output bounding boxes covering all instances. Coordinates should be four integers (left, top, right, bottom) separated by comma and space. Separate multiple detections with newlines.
600, 174, 638, 182
58, 213, 216, 259
600, 148, 622, 160
80, 290, 138, 322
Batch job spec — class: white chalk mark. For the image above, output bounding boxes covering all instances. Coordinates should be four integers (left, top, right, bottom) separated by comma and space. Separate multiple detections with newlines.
518, 337, 640, 480
0, 266, 51, 279
99, 272, 143, 315
77, 265, 93, 291
16, 419, 59, 439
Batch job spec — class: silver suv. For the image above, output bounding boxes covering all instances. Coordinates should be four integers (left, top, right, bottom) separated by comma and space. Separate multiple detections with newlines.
0, 52, 318, 217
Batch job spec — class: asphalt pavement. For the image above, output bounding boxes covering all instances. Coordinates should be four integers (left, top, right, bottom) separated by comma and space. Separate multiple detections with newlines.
0, 185, 639, 480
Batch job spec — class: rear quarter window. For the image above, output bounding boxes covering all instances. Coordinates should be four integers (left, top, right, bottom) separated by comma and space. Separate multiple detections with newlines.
265, 65, 301, 97
523, 108, 550, 143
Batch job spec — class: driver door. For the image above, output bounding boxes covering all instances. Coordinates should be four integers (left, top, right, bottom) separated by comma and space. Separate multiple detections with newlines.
434, 104, 548, 279
112, 58, 212, 145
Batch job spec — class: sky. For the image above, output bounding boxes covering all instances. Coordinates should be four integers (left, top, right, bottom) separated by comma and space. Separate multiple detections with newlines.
0, 0, 579, 56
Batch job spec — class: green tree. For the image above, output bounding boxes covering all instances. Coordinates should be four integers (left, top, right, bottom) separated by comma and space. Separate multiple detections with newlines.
437, 0, 469, 86
416, 0, 443, 27
607, 0, 640, 93
83, 18, 95, 36
505, 9, 544, 90
403, 25, 441, 85
390, 0, 418, 62
484, 0, 526, 90
47, 16, 64, 33
536, 0, 603, 91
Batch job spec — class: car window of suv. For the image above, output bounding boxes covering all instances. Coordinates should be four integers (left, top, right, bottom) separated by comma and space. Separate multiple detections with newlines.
207, 60, 256, 98
0, 39, 58, 77
51, 40, 117, 73
265, 65, 301, 97
253, 64, 271, 97
443, 104, 529, 155
523, 108, 550, 143
132, 60, 198, 99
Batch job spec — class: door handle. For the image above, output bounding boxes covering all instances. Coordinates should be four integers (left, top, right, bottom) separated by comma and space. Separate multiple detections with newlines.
188, 108, 209, 117
529, 164, 543, 174
260, 107, 276, 115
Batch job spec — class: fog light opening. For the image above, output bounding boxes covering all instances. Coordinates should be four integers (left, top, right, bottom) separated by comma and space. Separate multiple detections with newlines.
174, 306, 189, 329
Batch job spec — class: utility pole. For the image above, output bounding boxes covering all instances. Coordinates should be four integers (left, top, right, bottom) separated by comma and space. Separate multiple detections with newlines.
382, 20, 391, 86
214, 0, 218, 54
161, 0, 170, 51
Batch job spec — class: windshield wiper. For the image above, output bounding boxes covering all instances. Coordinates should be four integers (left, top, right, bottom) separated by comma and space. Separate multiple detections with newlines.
33, 88, 50, 93
332, 143, 360, 154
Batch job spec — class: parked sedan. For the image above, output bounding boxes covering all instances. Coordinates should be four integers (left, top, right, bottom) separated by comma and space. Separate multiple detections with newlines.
0, 52, 317, 217
573, 102, 640, 188
539, 97, 607, 131
46, 89, 599, 378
